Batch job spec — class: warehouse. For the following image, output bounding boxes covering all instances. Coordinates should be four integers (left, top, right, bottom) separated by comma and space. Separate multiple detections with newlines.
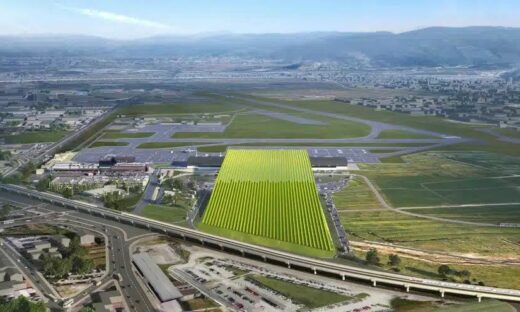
186, 155, 224, 169
310, 156, 349, 170
132, 253, 182, 303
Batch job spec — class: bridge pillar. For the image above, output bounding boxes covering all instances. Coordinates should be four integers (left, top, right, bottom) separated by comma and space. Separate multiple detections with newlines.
287, 262, 291, 269
371, 280, 377, 287
405, 285, 410, 292
477, 295, 482, 303
200, 239, 205, 245
313, 267, 317, 275
341, 274, 345, 281
240, 250, 245, 256
181, 234, 186, 240
262, 256, 266, 262
219, 244, 224, 251
440, 290, 445, 298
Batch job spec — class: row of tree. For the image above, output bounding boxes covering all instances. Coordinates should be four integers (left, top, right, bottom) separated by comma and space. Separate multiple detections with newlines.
364, 249, 480, 284
39, 236, 95, 279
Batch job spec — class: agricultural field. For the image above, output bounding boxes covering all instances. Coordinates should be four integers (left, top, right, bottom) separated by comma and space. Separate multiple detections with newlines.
358, 152, 520, 208
341, 209, 520, 255
173, 112, 371, 139
333, 176, 382, 211
404, 205, 520, 224
200, 149, 335, 257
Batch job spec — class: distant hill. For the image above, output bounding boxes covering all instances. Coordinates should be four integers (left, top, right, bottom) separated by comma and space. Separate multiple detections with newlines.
2, 27, 520, 67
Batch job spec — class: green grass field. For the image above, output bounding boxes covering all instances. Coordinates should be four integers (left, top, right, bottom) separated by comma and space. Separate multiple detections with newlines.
234, 95, 520, 157
359, 152, 520, 207
173, 112, 371, 139
405, 205, 520, 224
341, 209, 520, 256
333, 176, 382, 211
496, 128, 520, 139
2, 130, 69, 144
376, 129, 437, 139
248, 275, 352, 309
118, 103, 239, 116
390, 298, 515, 312
90, 141, 129, 147
141, 204, 187, 224
200, 149, 335, 256
102, 132, 154, 139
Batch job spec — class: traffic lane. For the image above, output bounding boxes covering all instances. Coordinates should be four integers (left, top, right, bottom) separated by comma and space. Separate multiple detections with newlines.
0, 190, 150, 239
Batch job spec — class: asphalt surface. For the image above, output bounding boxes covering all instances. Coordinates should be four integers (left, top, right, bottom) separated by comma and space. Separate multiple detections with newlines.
0, 191, 155, 312
71, 96, 471, 164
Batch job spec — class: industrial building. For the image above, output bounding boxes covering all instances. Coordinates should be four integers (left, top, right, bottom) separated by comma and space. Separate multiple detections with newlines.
310, 156, 349, 170
132, 253, 182, 305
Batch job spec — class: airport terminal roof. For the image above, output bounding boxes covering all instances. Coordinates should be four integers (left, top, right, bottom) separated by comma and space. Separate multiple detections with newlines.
187, 156, 224, 167
310, 156, 349, 167
132, 253, 182, 302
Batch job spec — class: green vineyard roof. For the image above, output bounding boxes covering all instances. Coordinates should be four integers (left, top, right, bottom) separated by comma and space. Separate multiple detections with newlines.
202, 149, 334, 252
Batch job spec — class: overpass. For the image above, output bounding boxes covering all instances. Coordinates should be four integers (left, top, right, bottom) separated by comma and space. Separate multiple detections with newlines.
2, 183, 520, 303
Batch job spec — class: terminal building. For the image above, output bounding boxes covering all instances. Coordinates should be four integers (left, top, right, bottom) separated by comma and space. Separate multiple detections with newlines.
178, 154, 349, 171
132, 253, 182, 311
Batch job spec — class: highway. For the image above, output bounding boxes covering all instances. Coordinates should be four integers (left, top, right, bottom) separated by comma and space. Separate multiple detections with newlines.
2, 183, 520, 303
0, 198, 155, 312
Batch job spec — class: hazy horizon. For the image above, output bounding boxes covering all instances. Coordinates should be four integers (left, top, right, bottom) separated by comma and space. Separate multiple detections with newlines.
1, 0, 520, 39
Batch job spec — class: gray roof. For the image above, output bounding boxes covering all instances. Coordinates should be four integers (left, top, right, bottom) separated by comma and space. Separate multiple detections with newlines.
132, 253, 182, 302
187, 156, 224, 167
310, 156, 349, 167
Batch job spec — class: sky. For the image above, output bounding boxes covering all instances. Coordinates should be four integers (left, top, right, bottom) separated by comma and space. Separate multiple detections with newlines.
1, 0, 520, 39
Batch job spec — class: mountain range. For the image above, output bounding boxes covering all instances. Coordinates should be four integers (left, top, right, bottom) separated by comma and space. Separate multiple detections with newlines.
2, 27, 520, 68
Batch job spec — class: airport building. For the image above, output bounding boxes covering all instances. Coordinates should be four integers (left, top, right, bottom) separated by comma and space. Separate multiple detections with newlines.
132, 253, 182, 310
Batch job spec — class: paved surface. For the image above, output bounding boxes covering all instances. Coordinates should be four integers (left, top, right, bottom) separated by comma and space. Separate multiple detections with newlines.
72, 94, 472, 164
225, 94, 449, 139
3, 185, 520, 303
0, 191, 155, 312
132, 169, 159, 215
252, 109, 326, 125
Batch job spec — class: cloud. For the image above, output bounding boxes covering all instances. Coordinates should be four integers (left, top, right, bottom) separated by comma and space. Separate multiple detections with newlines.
73, 7, 175, 31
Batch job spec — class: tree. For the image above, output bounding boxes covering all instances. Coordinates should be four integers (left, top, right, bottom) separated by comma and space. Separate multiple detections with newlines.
457, 270, 471, 279
388, 254, 401, 267
80, 307, 95, 312
438, 264, 452, 277
35, 176, 52, 191
365, 248, 380, 265
0, 296, 46, 312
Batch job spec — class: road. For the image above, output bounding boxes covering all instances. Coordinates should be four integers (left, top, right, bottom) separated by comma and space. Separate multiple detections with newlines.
0, 195, 155, 312
132, 169, 159, 215
2, 184, 520, 303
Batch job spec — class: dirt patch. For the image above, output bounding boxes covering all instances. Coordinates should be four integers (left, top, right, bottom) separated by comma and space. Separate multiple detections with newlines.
351, 240, 520, 265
